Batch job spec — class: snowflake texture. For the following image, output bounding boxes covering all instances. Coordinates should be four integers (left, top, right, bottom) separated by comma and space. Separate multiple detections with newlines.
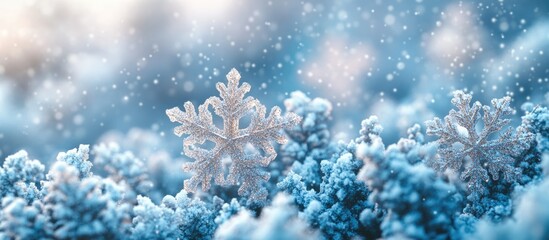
166, 69, 301, 201
425, 90, 533, 195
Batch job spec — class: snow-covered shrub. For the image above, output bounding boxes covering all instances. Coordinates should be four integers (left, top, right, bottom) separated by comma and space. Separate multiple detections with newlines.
277, 91, 335, 191
42, 161, 130, 239
522, 106, 549, 155
357, 123, 461, 240
215, 198, 242, 225
0, 197, 50, 239
97, 128, 187, 201
215, 194, 318, 240
93, 143, 153, 202
278, 117, 381, 239
471, 154, 549, 240
281, 91, 334, 164
0, 150, 45, 202
131, 190, 217, 239
56, 144, 92, 178
130, 195, 178, 239
144, 150, 187, 202
1, 145, 132, 239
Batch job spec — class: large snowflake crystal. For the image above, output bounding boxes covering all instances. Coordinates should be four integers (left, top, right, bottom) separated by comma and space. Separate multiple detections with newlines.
425, 90, 532, 195
166, 69, 301, 200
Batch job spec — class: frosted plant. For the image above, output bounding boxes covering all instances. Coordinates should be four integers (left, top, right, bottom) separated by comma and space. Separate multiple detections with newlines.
166, 68, 301, 201
357, 126, 460, 240
0, 150, 45, 201
131, 190, 216, 240
281, 91, 333, 164
0, 197, 51, 239
425, 90, 533, 195
278, 141, 380, 240
522, 106, 549, 155
215, 198, 242, 225
131, 195, 178, 239
472, 155, 549, 240
56, 144, 92, 178
214, 194, 319, 240
357, 115, 383, 144
279, 91, 335, 190
93, 143, 154, 201
42, 161, 130, 239
99, 128, 188, 201
513, 106, 549, 186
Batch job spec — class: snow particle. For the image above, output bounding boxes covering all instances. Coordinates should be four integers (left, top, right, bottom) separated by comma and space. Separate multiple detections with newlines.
183, 81, 195, 92
384, 14, 396, 26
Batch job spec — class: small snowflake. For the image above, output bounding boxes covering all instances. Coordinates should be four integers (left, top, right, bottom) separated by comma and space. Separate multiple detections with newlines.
425, 90, 532, 194
166, 69, 301, 200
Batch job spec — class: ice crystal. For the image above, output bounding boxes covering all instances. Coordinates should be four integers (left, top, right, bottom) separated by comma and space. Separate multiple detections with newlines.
166, 68, 301, 200
425, 91, 532, 195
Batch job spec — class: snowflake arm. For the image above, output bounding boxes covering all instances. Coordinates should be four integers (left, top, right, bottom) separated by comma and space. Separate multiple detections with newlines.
166, 101, 228, 192
461, 161, 489, 195
167, 68, 301, 200
477, 97, 513, 144
227, 152, 270, 200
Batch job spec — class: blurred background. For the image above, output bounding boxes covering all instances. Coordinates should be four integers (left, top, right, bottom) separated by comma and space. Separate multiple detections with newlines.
1, 0, 548, 162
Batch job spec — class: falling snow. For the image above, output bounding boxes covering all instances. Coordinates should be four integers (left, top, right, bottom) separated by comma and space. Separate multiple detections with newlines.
1, 1, 549, 239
